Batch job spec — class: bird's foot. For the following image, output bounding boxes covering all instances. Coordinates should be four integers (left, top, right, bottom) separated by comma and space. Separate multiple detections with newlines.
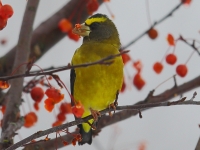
108, 103, 116, 117
90, 108, 101, 122
109, 91, 119, 116
86, 121, 97, 130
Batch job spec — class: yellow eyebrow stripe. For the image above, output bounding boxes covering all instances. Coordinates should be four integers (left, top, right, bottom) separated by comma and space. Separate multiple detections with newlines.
85, 17, 107, 25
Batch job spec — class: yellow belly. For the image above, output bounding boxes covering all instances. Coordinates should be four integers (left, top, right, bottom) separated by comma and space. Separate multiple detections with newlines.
72, 42, 123, 119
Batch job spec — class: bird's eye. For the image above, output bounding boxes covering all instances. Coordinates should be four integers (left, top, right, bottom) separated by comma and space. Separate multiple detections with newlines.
90, 22, 100, 29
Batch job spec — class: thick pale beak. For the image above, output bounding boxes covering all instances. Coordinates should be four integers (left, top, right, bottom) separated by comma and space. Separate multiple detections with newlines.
72, 23, 91, 37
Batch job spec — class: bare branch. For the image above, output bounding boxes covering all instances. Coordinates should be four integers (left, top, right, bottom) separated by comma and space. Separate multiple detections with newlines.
0, 50, 129, 81
121, 2, 183, 50
6, 94, 200, 150
0, 0, 104, 77
21, 74, 200, 149
179, 35, 200, 55
0, 0, 39, 149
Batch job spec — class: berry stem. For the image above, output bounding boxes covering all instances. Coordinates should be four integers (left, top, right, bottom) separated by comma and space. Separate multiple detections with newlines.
77, 0, 86, 23
10, 62, 52, 87
145, 0, 152, 26
10, 63, 29, 76
69, 0, 83, 21
161, 46, 171, 62
155, 75, 176, 90
55, 77, 76, 105
185, 50, 195, 65
32, 64, 51, 87
104, 2, 115, 19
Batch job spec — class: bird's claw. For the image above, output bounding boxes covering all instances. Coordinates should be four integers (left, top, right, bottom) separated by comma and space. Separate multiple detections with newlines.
109, 102, 117, 116
90, 108, 101, 122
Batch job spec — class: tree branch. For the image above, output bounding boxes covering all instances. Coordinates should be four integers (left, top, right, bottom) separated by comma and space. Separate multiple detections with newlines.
6, 78, 200, 150
0, 50, 129, 81
120, 2, 183, 50
0, 0, 39, 149
0, 0, 104, 77
19, 74, 200, 149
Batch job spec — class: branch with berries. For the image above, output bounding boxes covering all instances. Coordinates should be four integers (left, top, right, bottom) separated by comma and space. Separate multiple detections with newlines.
6, 91, 199, 150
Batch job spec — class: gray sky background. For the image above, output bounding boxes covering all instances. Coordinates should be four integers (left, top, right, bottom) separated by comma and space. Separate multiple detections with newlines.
1, 0, 200, 150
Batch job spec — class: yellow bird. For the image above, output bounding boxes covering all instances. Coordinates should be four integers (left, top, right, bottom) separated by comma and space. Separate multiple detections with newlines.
70, 14, 123, 145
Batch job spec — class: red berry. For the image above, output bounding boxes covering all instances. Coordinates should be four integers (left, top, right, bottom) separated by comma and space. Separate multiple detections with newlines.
0, 80, 9, 89
181, 0, 191, 5
24, 112, 37, 128
133, 60, 142, 72
44, 98, 55, 112
0, 16, 7, 30
45, 88, 64, 103
30, 87, 44, 103
52, 120, 62, 127
122, 53, 131, 65
57, 112, 66, 122
33, 102, 39, 111
153, 62, 163, 74
87, 0, 99, 15
58, 19, 72, 33
148, 28, 158, 40
176, 64, 188, 77
1, 105, 6, 114
133, 73, 145, 90
59, 103, 72, 114
72, 101, 84, 118
68, 29, 80, 42
0, 4, 13, 19
166, 54, 177, 65
167, 34, 175, 46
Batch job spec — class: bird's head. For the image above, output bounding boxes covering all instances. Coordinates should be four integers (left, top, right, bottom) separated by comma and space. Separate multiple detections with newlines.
72, 14, 120, 48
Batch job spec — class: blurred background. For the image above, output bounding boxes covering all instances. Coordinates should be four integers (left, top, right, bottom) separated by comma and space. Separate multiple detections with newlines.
1, 0, 200, 149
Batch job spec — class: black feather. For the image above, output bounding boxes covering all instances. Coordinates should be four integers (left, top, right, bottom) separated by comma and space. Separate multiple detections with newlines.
70, 68, 93, 145
78, 124, 92, 145
70, 68, 76, 106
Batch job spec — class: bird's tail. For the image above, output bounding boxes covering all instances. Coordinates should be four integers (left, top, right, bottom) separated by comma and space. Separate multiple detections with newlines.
78, 123, 92, 145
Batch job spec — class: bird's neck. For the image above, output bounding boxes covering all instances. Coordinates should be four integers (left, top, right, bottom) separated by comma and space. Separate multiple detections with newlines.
83, 35, 120, 49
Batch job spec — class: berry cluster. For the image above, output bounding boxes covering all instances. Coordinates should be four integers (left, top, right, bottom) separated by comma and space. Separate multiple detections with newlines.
71, 101, 84, 118
57, 0, 114, 42
30, 86, 44, 111
87, 0, 99, 15
121, 53, 145, 93
0, 2, 13, 30
58, 19, 80, 42
52, 102, 72, 127
44, 87, 64, 112
152, 34, 188, 78
24, 112, 37, 128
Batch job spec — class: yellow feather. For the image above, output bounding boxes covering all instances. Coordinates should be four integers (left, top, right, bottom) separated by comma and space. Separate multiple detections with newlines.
85, 17, 107, 25
72, 42, 123, 132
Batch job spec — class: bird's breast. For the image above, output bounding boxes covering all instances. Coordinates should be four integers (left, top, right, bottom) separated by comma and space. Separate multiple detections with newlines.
72, 43, 123, 112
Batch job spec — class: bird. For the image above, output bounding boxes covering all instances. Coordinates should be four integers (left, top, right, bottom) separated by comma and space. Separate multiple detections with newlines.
70, 13, 123, 145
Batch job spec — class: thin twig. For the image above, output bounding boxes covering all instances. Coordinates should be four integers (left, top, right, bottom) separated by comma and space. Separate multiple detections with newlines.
179, 35, 200, 55
121, 2, 183, 50
0, 50, 129, 81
